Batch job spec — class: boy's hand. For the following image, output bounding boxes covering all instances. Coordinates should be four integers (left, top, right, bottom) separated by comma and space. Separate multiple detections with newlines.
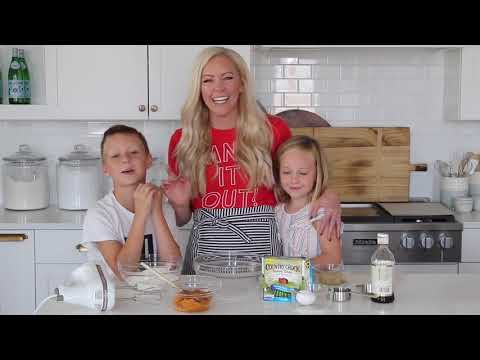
134, 183, 157, 217
152, 186, 164, 215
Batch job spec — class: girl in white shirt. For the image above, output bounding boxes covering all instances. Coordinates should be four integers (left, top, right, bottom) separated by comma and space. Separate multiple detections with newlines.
273, 135, 342, 267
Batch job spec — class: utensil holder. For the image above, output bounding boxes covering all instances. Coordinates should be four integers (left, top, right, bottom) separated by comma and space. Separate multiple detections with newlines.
440, 176, 469, 209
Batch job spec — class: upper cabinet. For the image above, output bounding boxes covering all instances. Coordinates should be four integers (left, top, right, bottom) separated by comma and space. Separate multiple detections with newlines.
0, 45, 251, 121
0, 45, 58, 120
444, 46, 480, 121
458, 46, 480, 120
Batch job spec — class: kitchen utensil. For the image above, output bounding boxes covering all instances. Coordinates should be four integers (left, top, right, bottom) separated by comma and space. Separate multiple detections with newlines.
435, 160, 451, 177
57, 144, 102, 210
54, 262, 115, 312
2, 144, 49, 210
193, 252, 262, 278
327, 286, 351, 302
139, 261, 180, 289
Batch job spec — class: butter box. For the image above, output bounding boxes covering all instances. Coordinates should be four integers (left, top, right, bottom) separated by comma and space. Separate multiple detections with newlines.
261, 256, 314, 302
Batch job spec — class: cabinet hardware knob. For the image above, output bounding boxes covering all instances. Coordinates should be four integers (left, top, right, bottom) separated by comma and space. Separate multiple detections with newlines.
0, 234, 27, 242
150, 105, 158, 112
138, 105, 146, 112
75, 244, 89, 253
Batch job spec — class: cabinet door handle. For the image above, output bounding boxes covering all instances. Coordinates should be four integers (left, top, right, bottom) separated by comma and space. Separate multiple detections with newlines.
138, 105, 146, 112
150, 105, 158, 112
0, 234, 28, 242
76, 244, 89, 253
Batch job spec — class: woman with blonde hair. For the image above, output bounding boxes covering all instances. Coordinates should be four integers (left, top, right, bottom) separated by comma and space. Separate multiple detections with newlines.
162, 46, 341, 274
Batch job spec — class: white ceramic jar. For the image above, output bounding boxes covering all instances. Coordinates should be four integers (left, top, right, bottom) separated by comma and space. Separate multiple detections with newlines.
440, 176, 469, 209
2, 144, 50, 210
454, 196, 473, 213
147, 157, 168, 186
469, 172, 480, 196
57, 144, 102, 210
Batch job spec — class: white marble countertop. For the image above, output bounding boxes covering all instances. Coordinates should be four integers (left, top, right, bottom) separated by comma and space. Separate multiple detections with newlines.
36, 273, 480, 315
455, 211, 480, 229
0, 206, 86, 229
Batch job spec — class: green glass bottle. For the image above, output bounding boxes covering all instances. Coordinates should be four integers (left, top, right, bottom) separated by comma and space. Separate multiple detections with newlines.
8, 48, 24, 105
18, 49, 31, 104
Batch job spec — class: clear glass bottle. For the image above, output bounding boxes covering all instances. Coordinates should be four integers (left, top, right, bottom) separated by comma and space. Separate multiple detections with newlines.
8, 48, 24, 104
18, 49, 31, 104
0, 63, 3, 104
370, 233, 395, 303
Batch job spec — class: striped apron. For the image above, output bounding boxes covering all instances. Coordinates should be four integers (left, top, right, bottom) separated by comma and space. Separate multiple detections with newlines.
182, 205, 283, 274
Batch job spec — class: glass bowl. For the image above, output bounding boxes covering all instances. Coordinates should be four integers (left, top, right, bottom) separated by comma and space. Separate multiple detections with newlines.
193, 252, 262, 278
116, 256, 182, 301
173, 275, 222, 313
314, 263, 347, 287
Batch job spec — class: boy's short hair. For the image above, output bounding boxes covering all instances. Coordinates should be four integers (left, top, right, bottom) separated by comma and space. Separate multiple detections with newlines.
101, 125, 150, 159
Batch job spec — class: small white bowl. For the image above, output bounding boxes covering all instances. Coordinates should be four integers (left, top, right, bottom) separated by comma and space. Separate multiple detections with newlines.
454, 196, 473, 213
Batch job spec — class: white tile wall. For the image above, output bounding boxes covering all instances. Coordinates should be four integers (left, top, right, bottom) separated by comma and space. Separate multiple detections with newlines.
0, 120, 180, 206
253, 47, 480, 200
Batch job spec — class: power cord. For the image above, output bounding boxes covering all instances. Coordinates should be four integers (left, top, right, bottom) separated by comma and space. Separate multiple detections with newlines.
33, 294, 59, 315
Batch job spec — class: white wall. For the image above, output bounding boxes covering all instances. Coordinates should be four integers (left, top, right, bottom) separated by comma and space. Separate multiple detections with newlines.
0, 120, 179, 206
253, 46, 480, 200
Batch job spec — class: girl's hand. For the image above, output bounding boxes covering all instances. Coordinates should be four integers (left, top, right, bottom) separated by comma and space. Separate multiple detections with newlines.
133, 183, 157, 217
160, 169, 192, 209
310, 189, 342, 240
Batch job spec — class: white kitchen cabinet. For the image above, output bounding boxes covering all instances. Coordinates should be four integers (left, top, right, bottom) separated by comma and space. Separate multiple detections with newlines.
459, 227, 480, 273
34, 229, 86, 308
55, 45, 149, 120
0, 230, 35, 314
35, 263, 81, 307
444, 46, 480, 121
459, 263, 480, 274
0, 45, 58, 120
54, 45, 251, 120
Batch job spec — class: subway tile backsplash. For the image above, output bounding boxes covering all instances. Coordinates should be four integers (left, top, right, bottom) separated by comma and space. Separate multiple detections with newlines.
0, 120, 180, 206
253, 46, 480, 200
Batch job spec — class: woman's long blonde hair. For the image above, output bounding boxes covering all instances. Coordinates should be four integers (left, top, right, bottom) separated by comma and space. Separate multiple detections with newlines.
174, 47, 274, 196
273, 135, 329, 204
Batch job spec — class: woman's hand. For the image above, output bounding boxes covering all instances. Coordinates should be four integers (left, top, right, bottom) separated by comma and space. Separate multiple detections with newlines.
160, 169, 192, 209
133, 183, 157, 218
310, 188, 342, 241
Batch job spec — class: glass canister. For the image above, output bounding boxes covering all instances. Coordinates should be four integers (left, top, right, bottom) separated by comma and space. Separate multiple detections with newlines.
147, 157, 168, 186
57, 144, 102, 210
2, 144, 50, 210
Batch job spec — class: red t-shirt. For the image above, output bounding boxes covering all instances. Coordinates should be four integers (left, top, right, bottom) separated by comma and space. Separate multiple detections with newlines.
168, 114, 291, 210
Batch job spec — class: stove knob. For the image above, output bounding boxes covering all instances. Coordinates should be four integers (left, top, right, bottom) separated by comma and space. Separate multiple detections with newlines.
439, 233, 454, 249
401, 233, 415, 249
420, 233, 434, 249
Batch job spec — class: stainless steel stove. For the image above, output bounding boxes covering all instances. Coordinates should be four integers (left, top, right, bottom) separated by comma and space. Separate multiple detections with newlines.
341, 202, 462, 267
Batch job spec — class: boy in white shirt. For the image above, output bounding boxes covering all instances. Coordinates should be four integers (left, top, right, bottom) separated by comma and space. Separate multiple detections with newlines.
82, 125, 181, 279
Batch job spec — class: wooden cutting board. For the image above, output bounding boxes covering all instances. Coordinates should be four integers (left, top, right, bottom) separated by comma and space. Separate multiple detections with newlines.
290, 127, 420, 202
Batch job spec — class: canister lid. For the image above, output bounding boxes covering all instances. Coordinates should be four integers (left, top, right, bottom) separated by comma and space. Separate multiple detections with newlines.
58, 144, 100, 163
3, 144, 46, 163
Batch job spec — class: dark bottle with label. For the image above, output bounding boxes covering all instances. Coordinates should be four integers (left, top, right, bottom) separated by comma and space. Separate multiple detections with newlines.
8, 48, 24, 104
18, 49, 31, 104
370, 233, 395, 304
